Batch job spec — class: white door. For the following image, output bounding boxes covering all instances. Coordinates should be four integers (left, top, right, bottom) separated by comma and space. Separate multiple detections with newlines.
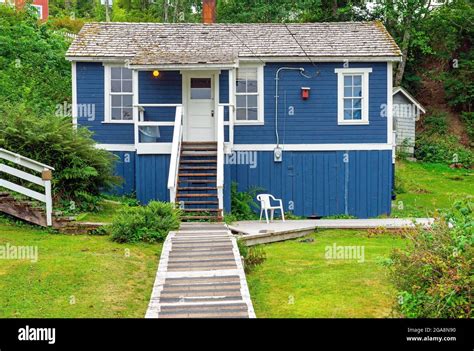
185, 73, 215, 141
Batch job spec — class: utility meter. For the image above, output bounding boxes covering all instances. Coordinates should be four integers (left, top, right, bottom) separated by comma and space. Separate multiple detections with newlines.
274, 147, 283, 162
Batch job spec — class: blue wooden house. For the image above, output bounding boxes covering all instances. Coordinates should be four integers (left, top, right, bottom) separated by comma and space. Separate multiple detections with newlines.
66, 22, 401, 220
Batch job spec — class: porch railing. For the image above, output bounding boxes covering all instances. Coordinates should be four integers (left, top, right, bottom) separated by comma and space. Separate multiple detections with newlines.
217, 105, 225, 209
167, 106, 183, 203
0, 148, 54, 226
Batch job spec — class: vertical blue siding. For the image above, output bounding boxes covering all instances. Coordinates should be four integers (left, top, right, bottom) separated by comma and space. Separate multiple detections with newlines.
234, 62, 388, 144
76, 62, 134, 144
228, 150, 392, 218
136, 154, 171, 204
109, 151, 136, 195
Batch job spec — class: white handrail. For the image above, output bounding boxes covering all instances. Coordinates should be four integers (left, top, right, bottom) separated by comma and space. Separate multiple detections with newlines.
0, 149, 54, 226
167, 106, 183, 203
217, 105, 225, 210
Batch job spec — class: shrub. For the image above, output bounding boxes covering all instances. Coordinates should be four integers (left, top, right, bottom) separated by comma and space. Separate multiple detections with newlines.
110, 201, 181, 243
388, 199, 473, 318
230, 182, 262, 220
460, 112, 474, 143
415, 134, 473, 168
422, 111, 449, 136
0, 105, 120, 208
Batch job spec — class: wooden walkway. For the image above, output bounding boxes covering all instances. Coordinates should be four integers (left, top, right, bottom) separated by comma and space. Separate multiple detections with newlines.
145, 223, 255, 318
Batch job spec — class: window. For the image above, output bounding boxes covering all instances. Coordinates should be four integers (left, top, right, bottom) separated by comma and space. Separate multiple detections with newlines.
191, 78, 211, 99
30, 4, 43, 19
335, 68, 372, 125
105, 66, 134, 123
235, 65, 264, 124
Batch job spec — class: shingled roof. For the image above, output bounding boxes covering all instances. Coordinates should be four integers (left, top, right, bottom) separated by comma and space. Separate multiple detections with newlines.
66, 22, 401, 66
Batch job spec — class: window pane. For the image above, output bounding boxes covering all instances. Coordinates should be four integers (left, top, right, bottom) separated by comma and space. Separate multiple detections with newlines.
344, 75, 352, 87
111, 108, 122, 120
247, 95, 258, 108
191, 78, 211, 99
247, 108, 258, 121
111, 79, 121, 92
344, 87, 352, 97
238, 67, 257, 80
122, 108, 133, 120
353, 75, 362, 86
236, 95, 246, 108
123, 95, 133, 107
122, 80, 132, 93
353, 109, 362, 120
344, 109, 352, 120
236, 108, 247, 120
353, 98, 361, 109
236, 80, 246, 93
247, 80, 258, 93
111, 95, 122, 107
121, 68, 132, 80
353, 86, 362, 97
344, 98, 352, 109
111, 67, 121, 80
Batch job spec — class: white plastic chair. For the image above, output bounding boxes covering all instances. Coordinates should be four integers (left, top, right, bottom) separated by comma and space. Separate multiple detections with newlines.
257, 194, 285, 224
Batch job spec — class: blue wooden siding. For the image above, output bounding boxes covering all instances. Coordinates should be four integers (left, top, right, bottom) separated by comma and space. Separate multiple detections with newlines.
136, 154, 171, 204
219, 70, 229, 103
228, 150, 392, 218
109, 151, 136, 195
76, 62, 134, 144
234, 62, 388, 144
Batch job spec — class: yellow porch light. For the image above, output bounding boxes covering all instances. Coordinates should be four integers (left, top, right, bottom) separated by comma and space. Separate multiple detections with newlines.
152, 70, 160, 78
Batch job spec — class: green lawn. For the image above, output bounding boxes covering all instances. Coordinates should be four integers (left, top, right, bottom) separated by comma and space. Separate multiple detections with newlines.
391, 161, 473, 218
247, 229, 406, 318
0, 223, 160, 318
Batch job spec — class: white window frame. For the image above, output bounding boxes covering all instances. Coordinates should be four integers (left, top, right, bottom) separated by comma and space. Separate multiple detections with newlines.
335, 67, 372, 125
104, 64, 135, 124
234, 63, 265, 125
30, 4, 43, 19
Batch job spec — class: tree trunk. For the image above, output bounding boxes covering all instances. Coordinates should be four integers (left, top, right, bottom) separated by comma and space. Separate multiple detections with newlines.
395, 28, 411, 86
164, 0, 169, 22
332, 0, 338, 19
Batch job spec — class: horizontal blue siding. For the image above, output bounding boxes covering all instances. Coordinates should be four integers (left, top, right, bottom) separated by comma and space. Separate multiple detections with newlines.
76, 62, 134, 144
228, 150, 392, 218
234, 62, 388, 144
219, 70, 229, 104
136, 154, 171, 204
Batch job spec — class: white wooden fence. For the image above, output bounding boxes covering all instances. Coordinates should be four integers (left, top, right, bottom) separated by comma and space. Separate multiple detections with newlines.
0, 148, 54, 226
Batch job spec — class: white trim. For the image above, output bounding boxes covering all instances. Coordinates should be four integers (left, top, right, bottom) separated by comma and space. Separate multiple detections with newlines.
228, 69, 235, 146
0, 148, 54, 171
131, 63, 238, 71
231, 144, 392, 151
103, 64, 136, 124
335, 67, 372, 125
66, 57, 132, 63
71, 62, 77, 129
30, 4, 43, 19
137, 143, 172, 154
234, 63, 265, 125
387, 63, 393, 145
392, 86, 426, 114
95, 144, 136, 152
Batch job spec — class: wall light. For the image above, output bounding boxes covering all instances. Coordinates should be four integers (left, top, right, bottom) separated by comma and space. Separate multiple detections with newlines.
152, 70, 160, 78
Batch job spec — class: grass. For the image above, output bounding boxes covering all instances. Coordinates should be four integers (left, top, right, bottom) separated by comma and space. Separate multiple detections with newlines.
247, 229, 407, 318
0, 222, 160, 318
75, 200, 125, 223
392, 161, 473, 218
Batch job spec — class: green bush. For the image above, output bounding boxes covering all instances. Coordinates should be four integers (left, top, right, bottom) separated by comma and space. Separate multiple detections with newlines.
230, 182, 262, 220
237, 239, 267, 273
415, 134, 473, 168
460, 112, 474, 143
422, 111, 449, 136
0, 105, 120, 208
388, 199, 473, 318
110, 201, 181, 243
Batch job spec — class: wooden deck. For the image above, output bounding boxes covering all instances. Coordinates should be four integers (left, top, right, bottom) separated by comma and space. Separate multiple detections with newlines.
145, 223, 255, 318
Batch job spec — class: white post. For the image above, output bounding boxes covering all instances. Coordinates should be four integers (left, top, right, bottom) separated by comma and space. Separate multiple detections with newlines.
42, 168, 53, 226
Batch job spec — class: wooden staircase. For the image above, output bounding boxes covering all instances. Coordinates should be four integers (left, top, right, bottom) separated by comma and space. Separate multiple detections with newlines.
176, 142, 222, 222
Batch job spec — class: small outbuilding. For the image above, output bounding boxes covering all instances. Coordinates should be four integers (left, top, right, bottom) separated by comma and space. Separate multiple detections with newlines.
392, 87, 426, 156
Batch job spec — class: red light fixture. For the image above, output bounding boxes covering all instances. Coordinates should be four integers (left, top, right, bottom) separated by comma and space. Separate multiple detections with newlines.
301, 87, 311, 100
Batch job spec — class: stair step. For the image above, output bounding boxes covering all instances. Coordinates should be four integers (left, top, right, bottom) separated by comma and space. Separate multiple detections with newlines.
177, 194, 218, 198
181, 146, 217, 151
181, 152, 217, 157
180, 159, 217, 164
182, 142, 217, 145
179, 166, 217, 170
183, 208, 221, 212
181, 216, 222, 221
178, 179, 216, 183
178, 173, 216, 177
179, 201, 219, 205
178, 187, 217, 191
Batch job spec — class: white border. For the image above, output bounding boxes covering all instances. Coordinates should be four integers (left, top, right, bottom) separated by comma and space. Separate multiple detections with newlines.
71, 62, 77, 129
103, 64, 135, 124
234, 63, 265, 126
335, 67, 372, 125
232, 144, 392, 151
96, 144, 136, 151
